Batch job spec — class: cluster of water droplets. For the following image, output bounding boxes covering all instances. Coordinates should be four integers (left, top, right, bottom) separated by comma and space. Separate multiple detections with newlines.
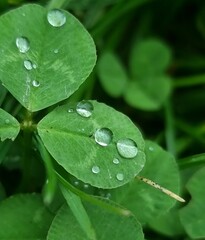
15, 9, 67, 92
69, 100, 139, 182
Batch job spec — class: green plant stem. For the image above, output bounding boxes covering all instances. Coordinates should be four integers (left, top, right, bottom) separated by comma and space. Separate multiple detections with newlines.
46, 0, 71, 10
179, 153, 205, 169
174, 74, 205, 88
164, 100, 176, 156
91, 0, 150, 38
56, 172, 131, 217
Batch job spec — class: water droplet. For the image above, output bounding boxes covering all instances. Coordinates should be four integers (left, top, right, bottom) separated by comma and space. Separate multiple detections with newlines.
149, 146, 154, 151
105, 192, 111, 199
32, 80, 40, 87
76, 100, 93, 118
94, 128, 113, 147
5, 119, 10, 124
91, 165, 100, 174
113, 158, 120, 164
16, 37, 30, 53
32, 63, 37, 69
74, 181, 79, 186
84, 184, 89, 189
47, 9, 66, 27
116, 173, 124, 181
68, 108, 74, 113
54, 49, 59, 54
24, 60, 33, 70
116, 138, 138, 159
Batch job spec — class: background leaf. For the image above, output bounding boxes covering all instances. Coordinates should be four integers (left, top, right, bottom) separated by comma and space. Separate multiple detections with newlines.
179, 166, 205, 239
0, 4, 96, 111
47, 202, 144, 240
0, 194, 54, 239
38, 100, 145, 189
0, 108, 20, 141
97, 51, 128, 97
111, 140, 181, 223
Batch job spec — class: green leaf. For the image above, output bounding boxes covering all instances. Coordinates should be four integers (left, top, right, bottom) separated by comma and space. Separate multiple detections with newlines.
60, 185, 96, 240
129, 39, 172, 77
111, 140, 180, 223
37, 100, 145, 189
47, 203, 144, 240
124, 75, 172, 110
97, 51, 128, 97
0, 108, 20, 141
179, 166, 205, 239
0, 4, 96, 112
0, 194, 54, 239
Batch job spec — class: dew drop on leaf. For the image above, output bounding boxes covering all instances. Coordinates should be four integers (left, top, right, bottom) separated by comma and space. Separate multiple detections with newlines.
32, 80, 40, 87
94, 128, 113, 147
54, 49, 59, 54
116, 173, 124, 181
5, 119, 10, 124
47, 9, 66, 27
149, 146, 154, 151
16, 36, 30, 53
84, 184, 89, 189
76, 100, 93, 118
32, 63, 37, 69
113, 158, 120, 164
91, 165, 100, 174
116, 138, 138, 159
24, 60, 33, 70
74, 181, 79, 186
67, 108, 74, 113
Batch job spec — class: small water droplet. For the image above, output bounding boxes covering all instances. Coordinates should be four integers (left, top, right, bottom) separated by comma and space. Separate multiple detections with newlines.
68, 108, 74, 113
94, 128, 113, 147
84, 184, 89, 189
116, 173, 124, 181
149, 146, 154, 151
47, 9, 66, 27
16, 37, 30, 53
91, 165, 100, 174
5, 119, 10, 124
76, 100, 93, 118
113, 158, 120, 164
74, 181, 79, 186
24, 60, 33, 70
105, 192, 111, 199
54, 49, 59, 54
32, 80, 40, 87
116, 138, 138, 159
32, 63, 37, 69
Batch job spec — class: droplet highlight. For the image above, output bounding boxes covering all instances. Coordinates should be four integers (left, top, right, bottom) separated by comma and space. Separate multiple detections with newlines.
76, 100, 93, 118
24, 60, 33, 70
116, 138, 138, 159
47, 9, 66, 27
116, 173, 124, 181
113, 158, 120, 164
67, 108, 74, 113
91, 165, 100, 174
32, 80, 40, 87
94, 128, 113, 147
16, 37, 30, 53
5, 119, 10, 124
149, 146, 154, 151
54, 49, 59, 54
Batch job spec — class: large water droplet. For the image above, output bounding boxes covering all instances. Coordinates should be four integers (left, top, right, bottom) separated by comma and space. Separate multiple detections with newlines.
116, 173, 124, 181
116, 138, 138, 159
76, 100, 93, 118
16, 37, 30, 53
94, 128, 113, 147
24, 60, 33, 70
47, 9, 66, 27
32, 80, 40, 87
113, 158, 120, 164
91, 165, 100, 174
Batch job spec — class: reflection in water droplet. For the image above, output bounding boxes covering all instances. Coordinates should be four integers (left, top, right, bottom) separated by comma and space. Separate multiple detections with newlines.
116, 173, 124, 181
91, 165, 100, 174
24, 60, 33, 70
116, 138, 138, 159
113, 158, 120, 164
32, 80, 40, 87
54, 49, 59, 54
47, 9, 66, 27
5, 119, 10, 124
94, 128, 113, 147
16, 37, 30, 53
76, 100, 93, 118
